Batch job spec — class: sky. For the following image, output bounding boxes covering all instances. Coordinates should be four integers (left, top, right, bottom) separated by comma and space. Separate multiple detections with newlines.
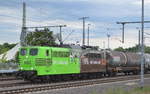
1, 0, 150, 49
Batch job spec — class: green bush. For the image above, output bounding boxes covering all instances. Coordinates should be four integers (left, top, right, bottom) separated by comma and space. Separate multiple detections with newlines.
0, 53, 7, 63
101, 86, 150, 94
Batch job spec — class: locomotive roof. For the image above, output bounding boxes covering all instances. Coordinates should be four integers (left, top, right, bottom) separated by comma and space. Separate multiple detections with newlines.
20, 45, 99, 51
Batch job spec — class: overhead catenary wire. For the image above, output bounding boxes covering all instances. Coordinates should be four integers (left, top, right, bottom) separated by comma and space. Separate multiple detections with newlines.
62, 30, 76, 42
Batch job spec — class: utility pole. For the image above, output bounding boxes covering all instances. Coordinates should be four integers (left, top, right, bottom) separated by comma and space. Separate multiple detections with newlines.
139, 30, 141, 52
87, 24, 91, 46
107, 34, 110, 49
136, 27, 141, 52
117, 7, 146, 87
79, 17, 89, 46
20, 2, 26, 46
140, 0, 144, 88
122, 23, 125, 43
103, 41, 105, 49
59, 25, 67, 45
117, 21, 150, 44
116, 23, 125, 43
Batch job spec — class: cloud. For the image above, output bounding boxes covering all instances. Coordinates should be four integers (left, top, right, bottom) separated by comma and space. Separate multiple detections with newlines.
1, 0, 150, 49
0, 6, 22, 33
0, 31, 20, 44
30, 0, 137, 4
133, 0, 150, 5
0, 16, 21, 26
89, 36, 138, 49
26, 19, 96, 30
0, 6, 20, 16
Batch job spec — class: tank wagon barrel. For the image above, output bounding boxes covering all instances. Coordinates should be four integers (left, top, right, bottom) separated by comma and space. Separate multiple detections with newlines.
107, 51, 127, 67
107, 51, 141, 67
125, 52, 141, 67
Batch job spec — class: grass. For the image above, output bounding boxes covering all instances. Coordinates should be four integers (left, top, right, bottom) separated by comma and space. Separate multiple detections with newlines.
132, 87, 150, 94
90, 86, 150, 94
102, 86, 150, 94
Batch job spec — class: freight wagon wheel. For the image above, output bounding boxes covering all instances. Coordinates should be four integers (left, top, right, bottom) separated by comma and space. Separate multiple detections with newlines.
103, 73, 106, 77
111, 72, 116, 77
92, 73, 97, 79
88, 74, 94, 79
124, 72, 128, 75
134, 70, 141, 75
107, 72, 112, 77
107, 72, 116, 77
144, 69, 148, 74
81, 74, 87, 80
132, 71, 138, 75
95, 73, 100, 78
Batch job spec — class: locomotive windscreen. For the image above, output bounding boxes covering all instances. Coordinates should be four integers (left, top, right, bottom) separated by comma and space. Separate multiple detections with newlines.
30, 48, 38, 56
20, 49, 27, 56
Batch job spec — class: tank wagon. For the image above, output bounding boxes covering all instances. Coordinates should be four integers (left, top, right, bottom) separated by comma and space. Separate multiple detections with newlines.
106, 51, 140, 75
17, 45, 150, 82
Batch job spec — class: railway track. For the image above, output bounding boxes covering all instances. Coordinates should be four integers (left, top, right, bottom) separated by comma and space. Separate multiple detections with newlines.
0, 77, 20, 81
0, 80, 30, 88
1, 74, 150, 94
0, 74, 139, 88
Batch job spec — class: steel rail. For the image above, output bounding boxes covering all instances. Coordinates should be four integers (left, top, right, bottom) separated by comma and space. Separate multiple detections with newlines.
0, 74, 150, 94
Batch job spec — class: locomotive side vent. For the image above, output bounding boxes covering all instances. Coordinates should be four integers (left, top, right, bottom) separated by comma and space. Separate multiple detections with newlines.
35, 58, 52, 66
24, 61, 31, 65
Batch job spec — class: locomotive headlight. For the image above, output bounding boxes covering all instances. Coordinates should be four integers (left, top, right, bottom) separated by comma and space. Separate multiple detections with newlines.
20, 67, 23, 70
31, 67, 34, 70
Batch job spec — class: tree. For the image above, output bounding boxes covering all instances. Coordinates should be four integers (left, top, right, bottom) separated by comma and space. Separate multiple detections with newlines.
25, 28, 56, 46
114, 47, 125, 52
125, 45, 139, 52
144, 46, 150, 53
0, 53, 7, 63
114, 45, 150, 54
0, 43, 16, 54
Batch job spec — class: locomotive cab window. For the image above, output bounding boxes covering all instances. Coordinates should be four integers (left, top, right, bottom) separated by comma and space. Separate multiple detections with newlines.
52, 51, 69, 57
46, 50, 49, 56
20, 49, 27, 56
30, 48, 38, 56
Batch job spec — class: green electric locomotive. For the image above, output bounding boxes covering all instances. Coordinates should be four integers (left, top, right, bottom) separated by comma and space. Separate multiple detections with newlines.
19, 46, 79, 80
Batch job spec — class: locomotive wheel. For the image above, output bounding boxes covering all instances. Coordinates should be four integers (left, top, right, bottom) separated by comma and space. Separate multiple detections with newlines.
132, 71, 139, 75
107, 72, 115, 77
124, 72, 128, 75
144, 69, 148, 74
